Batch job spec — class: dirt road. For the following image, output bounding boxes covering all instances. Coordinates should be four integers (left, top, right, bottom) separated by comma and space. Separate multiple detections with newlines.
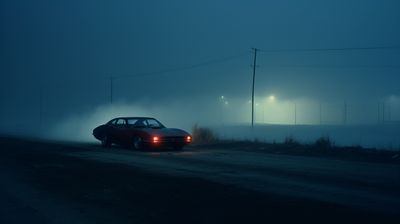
1, 136, 399, 223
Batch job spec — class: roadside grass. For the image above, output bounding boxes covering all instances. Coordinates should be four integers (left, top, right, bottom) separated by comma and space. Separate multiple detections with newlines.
191, 125, 400, 164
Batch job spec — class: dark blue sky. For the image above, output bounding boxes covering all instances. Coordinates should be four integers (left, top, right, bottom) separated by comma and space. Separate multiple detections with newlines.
1, 0, 400, 125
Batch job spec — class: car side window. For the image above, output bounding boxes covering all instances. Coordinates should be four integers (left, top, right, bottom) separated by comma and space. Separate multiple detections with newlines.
147, 119, 161, 128
116, 119, 126, 127
127, 119, 139, 125
109, 119, 117, 126
133, 119, 146, 128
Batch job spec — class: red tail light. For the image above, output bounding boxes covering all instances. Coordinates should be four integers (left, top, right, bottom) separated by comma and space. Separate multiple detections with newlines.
152, 136, 160, 143
186, 136, 192, 143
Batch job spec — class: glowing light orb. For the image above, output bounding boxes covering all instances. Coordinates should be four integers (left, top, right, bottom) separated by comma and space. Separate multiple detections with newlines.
268, 95, 276, 101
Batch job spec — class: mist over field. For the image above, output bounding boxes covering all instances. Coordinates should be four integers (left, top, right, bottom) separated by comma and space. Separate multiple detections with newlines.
1, 95, 399, 149
1, 0, 400, 149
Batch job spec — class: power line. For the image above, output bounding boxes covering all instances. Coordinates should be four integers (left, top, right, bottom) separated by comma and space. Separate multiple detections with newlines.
109, 46, 400, 80
259, 65, 400, 69
250, 45, 400, 127
108, 52, 248, 105
111, 52, 248, 80
258, 46, 400, 53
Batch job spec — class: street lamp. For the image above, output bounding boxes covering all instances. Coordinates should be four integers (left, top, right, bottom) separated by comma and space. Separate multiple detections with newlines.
219, 96, 229, 125
268, 95, 276, 101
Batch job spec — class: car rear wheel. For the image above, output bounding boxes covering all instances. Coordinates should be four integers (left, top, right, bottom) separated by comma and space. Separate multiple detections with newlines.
101, 135, 111, 147
133, 136, 144, 150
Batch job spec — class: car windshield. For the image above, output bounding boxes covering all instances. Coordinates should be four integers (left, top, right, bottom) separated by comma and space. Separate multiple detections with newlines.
127, 118, 165, 129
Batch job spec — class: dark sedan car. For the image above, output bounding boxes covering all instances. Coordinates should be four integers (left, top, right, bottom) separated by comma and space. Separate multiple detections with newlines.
93, 117, 192, 150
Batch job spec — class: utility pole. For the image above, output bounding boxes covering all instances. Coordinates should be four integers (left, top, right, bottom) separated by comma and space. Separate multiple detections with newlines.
251, 48, 258, 127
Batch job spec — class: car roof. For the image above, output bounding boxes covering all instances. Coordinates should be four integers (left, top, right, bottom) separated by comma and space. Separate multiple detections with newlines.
111, 117, 155, 120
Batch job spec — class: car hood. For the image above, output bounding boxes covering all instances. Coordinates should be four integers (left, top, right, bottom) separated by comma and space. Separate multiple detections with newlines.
141, 128, 189, 137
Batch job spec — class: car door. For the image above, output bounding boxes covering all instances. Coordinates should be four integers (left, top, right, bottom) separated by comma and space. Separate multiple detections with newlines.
106, 119, 118, 143
114, 118, 129, 145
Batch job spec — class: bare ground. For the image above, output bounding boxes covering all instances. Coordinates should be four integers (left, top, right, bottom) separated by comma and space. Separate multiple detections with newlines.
1, 136, 399, 223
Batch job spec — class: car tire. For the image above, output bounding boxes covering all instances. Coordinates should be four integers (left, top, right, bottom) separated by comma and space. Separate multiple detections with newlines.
101, 135, 111, 148
133, 136, 143, 150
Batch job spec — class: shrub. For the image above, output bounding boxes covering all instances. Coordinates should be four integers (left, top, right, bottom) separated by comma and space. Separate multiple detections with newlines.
284, 136, 300, 146
314, 136, 333, 149
191, 124, 218, 144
